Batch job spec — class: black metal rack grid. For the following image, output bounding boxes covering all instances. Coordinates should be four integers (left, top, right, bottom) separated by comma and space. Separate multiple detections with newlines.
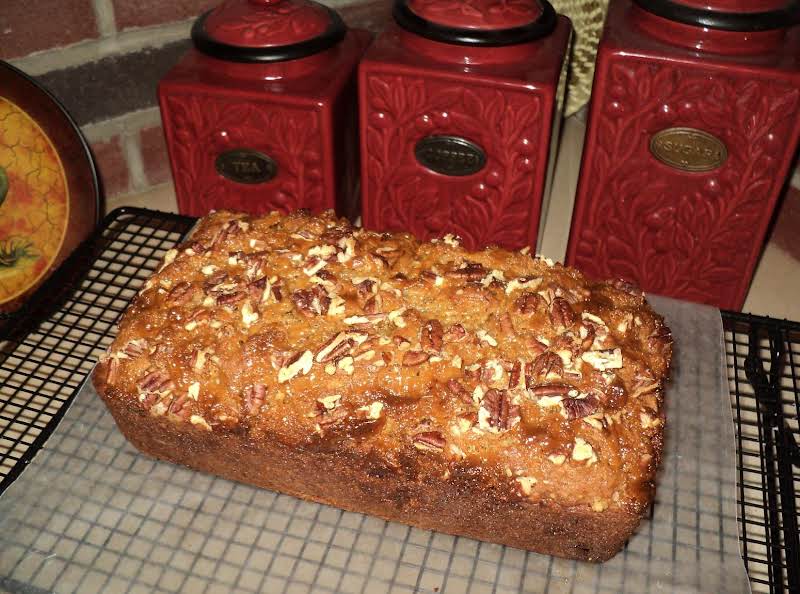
0, 207, 798, 593
723, 313, 800, 594
0, 207, 195, 494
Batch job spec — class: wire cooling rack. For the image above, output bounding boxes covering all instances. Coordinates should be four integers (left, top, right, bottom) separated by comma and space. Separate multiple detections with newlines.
0, 207, 798, 593
0, 207, 195, 494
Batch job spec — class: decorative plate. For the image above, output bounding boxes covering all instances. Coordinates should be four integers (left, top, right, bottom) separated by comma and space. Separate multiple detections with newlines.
0, 61, 99, 315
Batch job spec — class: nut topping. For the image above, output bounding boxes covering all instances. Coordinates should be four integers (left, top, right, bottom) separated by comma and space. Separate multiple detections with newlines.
138, 370, 174, 399
355, 401, 384, 420
527, 352, 564, 383
244, 384, 267, 413
476, 330, 498, 347
402, 350, 429, 366
190, 414, 212, 431
278, 350, 313, 383
516, 476, 537, 495
443, 323, 467, 343
122, 339, 148, 358
529, 383, 571, 397
515, 291, 545, 315
166, 282, 193, 305
478, 389, 520, 432
449, 261, 489, 281
413, 430, 446, 452
447, 379, 473, 404
508, 360, 524, 390
572, 437, 597, 465
562, 393, 599, 420
421, 319, 444, 352
291, 286, 331, 317
581, 348, 623, 371
549, 297, 575, 329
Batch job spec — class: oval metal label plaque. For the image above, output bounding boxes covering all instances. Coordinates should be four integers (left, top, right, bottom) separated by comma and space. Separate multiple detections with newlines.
650, 127, 727, 172
215, 149, 277, 184
415, 136, 486, 177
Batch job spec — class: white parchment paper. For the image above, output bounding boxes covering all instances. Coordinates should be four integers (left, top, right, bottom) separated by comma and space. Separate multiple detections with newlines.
0, 297, 751, 593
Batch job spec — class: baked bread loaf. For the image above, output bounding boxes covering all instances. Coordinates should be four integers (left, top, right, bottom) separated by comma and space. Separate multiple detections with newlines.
93, 210, 671, 562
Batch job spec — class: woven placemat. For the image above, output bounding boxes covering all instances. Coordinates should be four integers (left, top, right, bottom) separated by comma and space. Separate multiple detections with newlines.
552, 0, 608, 115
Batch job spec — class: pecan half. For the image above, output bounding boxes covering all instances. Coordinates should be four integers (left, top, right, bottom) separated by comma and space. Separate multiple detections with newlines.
421, 319, 444, 352
291, 286, 331, 317
479, 389, 520, 431
549, 297, 575, 329
244, 384, 267, 414
443, 323, 468, 343
403, 351, 429, 366
527, 352, 564, 383
413, 430, 446, 452
167, 282, 193, 305
122, 339, 148, 358
448, 261, 489, 282
447, 379, 473, 404
563, 394, 599, 420
515, 292, 545, 314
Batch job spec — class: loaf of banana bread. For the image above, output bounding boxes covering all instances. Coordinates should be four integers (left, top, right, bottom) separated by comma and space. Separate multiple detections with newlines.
93, 209, 671, 562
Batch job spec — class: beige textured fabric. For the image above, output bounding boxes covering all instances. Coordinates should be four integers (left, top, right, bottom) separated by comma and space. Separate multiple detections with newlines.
552, 0, 609, 116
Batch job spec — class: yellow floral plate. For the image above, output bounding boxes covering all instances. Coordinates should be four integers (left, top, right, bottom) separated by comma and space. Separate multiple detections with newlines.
0, 61, 99, 314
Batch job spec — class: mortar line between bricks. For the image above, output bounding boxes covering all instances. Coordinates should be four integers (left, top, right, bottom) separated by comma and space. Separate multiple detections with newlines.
122, 131, 149, 193
92, 0, 118, 38
8, 19, 194, 76
82, 107, 162, 143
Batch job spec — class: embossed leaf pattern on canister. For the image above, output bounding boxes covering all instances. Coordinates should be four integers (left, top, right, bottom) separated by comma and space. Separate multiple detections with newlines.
365, 74, 541, 250
572, 62, 799, 306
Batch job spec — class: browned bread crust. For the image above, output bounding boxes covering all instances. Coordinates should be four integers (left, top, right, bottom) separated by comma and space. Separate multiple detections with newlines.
92, 210, 672, 562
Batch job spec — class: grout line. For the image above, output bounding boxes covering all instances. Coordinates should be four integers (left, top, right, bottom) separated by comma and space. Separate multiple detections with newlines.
122, 130, 149, 193
81, 107, 162, 144
8, 19, 194, 76
92, 0, 118, 38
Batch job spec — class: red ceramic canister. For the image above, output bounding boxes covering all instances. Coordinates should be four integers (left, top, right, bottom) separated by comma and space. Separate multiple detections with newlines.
566, 0, 800, 310
159, 0, 371, 219
359, 0, 572, 250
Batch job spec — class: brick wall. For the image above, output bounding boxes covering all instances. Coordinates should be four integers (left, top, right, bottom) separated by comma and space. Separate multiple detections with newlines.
3, 0, 390, 209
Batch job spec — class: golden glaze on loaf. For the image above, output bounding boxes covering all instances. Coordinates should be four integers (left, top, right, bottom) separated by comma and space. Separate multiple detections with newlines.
94, 210, 671, 560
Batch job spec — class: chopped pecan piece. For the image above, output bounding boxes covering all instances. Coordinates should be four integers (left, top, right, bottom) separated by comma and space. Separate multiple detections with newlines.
549, 297, 576, 329
648, 325, 672, 356
413, 430, 446, 452
211, 218, 248, 247
122, 339, 148, 358
563, 394, 599, 419
478, 389, 520, 432
315, 403, 349, 429
291, 286, 331, 317
320, 226, 352, 243
448, 261, 489, 281
244, 384, 267, 414
529, 384, 572, 397
105, 357, 120, 384
443, 323, 468, 343
138, 370, 174, 396
356, 279, 376, 299
216, 290, 246, 306
184, 240, 209, 255
508, 360, 524, 390
247, 277, 267, 303
609, 278, 643, 297
421, 319, 444, 352
447, 379, 473, 404
168, 394, 192, 420
527, 352, 564, 383
515, 292, 545, 314
402, 351, 429, 366
580, 323, 596, 351
167, 282, 193, 305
